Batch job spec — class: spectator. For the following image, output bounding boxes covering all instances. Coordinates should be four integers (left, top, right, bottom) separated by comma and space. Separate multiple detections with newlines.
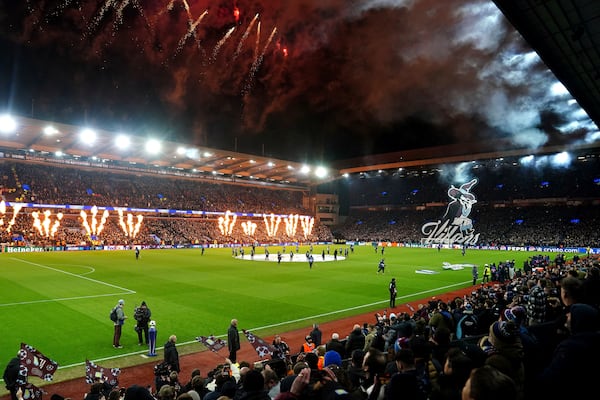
461, 365, 517, 400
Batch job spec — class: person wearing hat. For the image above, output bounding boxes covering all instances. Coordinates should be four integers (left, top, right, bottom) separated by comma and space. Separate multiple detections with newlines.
300, 335, 315, 354
323, 350, 342, 368
134, 301, 152, 346
482, 264, 491, 283
479, 320, 525, 396
456, 304, 480, 339
113, 299, 127, 349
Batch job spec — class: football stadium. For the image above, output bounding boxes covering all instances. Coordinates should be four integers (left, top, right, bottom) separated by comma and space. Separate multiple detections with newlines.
1, 1, 600, 400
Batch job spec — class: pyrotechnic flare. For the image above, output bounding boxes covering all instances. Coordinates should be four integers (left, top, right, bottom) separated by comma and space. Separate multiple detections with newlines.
32, 210, 63, 237
263, 213, 281, 237
284, 214, 299, 237
218, 210, 237, 235
300, 216, 314, 238
241, 221, 257, 236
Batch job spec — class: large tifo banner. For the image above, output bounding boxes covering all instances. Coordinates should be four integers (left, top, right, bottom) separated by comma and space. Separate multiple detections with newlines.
421, 178, 480, 246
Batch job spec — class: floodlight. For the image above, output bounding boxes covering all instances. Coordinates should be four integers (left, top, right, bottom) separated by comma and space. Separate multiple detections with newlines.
44, 126, 58, 135
0, 114, 17, 133
300, 165, 310, 174
80, 128, 96, 144
145, 139, 161, 154
315, 166, 327, 178
115, 134, 131, 149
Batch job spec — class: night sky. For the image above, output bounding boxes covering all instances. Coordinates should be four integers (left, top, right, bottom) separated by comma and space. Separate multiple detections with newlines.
0, 0, 597, 164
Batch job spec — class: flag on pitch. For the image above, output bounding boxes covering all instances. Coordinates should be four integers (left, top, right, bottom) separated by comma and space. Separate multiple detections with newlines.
85, 360, 121, 386
17, 343, 58, 384
196, 335, 227, 353
242, 329, 274, 359
19, 382, 45, 400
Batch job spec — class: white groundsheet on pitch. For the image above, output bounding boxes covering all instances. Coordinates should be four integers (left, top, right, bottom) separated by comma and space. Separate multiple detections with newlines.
235, 254, 345, 262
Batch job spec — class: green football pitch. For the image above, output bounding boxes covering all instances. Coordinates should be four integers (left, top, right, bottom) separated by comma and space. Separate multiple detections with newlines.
0, 245, 541, 374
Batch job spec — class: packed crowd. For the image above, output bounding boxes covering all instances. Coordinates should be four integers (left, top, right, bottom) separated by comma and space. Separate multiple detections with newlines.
0, 161, 333, 246
333, 205, 599, 247
2, 160, 599, 248
336, 155, 600, 207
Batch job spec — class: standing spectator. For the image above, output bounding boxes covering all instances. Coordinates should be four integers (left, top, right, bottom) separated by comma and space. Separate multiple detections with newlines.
113, 299, 127, 349
385, 348, 425, 400
345, 324, 366, 359
300, 335, 315, 354
325, 333, 345, 357
346, 349, 366, 391
472, 265, 479, 286
271, 335, 290, 361
2, 356, 19, 400
134, 301, 152, 346
526, 278, 548, 326
482, 264, 491, 283
309, 323, 322, 347
582, 265, 600, 309
389, 278, 397, 307
455, 304, 480, 339
461, 365, 517, 400
148, 320, 157, 356
536, 303, 600, 400
430, 346, 473, 400
228, 319, 241, 363
164, 335, 180, 373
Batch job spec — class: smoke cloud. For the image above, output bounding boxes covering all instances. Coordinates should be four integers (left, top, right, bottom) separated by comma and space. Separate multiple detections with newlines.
0, 0, 597, 162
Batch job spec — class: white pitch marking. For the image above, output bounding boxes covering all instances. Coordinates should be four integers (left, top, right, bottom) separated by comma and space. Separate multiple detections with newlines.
0, 258, 135, 307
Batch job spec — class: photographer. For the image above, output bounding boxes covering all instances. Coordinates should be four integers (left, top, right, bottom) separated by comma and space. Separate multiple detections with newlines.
134, 301, 152, 346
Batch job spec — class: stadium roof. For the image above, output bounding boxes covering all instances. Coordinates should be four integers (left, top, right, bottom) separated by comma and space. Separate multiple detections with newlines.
0, 115, 332, 189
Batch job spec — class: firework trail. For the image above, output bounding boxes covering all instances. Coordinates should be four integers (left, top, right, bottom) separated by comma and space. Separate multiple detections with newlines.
254, 21, 261, 61
212, 26, 236, 63
182, 0, 192, 16
84, 0, 148, 37
48, 0, 77, 17
86, 0, 117, 35
233, 13, 259, 61
243, 26, 277, 95
175, 9, 208, 56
